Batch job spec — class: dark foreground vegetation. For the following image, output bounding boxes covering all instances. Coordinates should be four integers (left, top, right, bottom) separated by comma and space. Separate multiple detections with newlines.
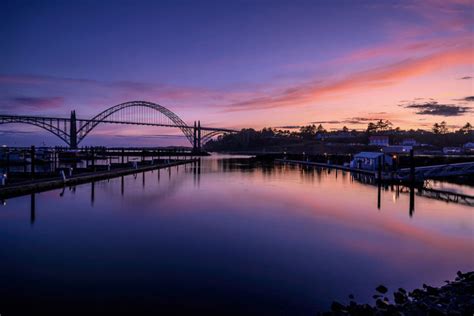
321, 271, 474, 316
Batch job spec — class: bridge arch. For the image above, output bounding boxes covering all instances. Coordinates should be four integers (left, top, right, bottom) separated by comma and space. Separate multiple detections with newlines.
201, 130, 227, 144
0, 117, 70, 145
77, 101, 193, 145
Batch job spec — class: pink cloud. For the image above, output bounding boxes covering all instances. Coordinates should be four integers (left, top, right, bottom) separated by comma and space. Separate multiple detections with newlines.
1, 96, 65, 111
224, 45, 473, 112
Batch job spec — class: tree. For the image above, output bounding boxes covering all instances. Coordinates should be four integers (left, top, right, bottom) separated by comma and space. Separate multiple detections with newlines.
261, 127, 275, 137
432, 121, 448, 134
459, 122, 472, 134
342, 126, 349, 133
316, 124, 326, 134
375, 119, 393, 131
299, 124, 317, 139
367, 122, 377, 134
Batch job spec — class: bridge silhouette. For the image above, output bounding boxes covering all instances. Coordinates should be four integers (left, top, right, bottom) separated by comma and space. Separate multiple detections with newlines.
0, 101, 237, 150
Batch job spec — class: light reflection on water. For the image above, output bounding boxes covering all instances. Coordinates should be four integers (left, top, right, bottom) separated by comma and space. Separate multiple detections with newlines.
0, 155, 473, 315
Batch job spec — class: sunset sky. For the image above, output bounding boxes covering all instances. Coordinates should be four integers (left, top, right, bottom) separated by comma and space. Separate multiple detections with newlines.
0, 0, 472, 146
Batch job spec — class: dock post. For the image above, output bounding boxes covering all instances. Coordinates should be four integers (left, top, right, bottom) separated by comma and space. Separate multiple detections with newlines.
6, 149, 10, 174
91, 148, 95, 171
377, 155, 382, 181
121, 148, 124, 165
30, 145, 36, 179
409, 149, 415, 216
409, 149, 415, 183
377, 155, 382, 209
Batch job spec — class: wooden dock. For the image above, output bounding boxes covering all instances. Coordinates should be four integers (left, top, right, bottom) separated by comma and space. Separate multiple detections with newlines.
276, 159, 376, 175
0, 159, 198, 199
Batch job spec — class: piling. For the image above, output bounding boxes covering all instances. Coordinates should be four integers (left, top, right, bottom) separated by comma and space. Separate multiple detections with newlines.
377, 155, 382, 209
30, 145, 36, 179
409, 149, 415, 216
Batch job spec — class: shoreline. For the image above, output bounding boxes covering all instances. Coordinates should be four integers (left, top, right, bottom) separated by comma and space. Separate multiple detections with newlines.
321, 271, 474, 315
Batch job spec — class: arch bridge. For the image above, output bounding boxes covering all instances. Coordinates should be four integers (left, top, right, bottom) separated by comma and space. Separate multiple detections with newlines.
0, 101, 236, 151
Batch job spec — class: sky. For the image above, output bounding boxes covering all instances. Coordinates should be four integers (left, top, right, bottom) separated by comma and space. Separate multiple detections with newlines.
0, 0, 473, 146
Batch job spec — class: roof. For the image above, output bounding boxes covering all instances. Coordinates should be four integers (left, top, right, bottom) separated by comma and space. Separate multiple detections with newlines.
353, 152, 385, 159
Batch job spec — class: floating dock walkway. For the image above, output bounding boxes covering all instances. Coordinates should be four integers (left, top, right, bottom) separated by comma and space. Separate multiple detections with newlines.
276, 159, 376, 175
0, 159, 197, 199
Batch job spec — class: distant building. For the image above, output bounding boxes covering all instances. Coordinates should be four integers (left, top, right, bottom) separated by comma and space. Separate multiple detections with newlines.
401, 138, 417, 146
350, 152, 393, 171
382, 145, 412, 154
443, 147, 463, 154
368, 135, 389, 147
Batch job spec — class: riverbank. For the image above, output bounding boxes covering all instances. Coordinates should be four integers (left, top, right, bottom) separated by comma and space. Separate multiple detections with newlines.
322, 271, 474, 315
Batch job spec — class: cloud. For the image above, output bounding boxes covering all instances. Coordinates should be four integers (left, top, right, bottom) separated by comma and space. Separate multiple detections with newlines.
342, 117, 386, 125
459, 76, 472, 80
274, 125, 302, 129
310, 117, 387, 125
0, 74, 225, 110
224, 45, 473, 111
310, 120, 343, 124
1, 96, 64, 111
403, 101, 471, 116
461, 96, 474, 102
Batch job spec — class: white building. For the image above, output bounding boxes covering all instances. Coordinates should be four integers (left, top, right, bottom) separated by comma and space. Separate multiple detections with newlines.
350, 152, 393, 171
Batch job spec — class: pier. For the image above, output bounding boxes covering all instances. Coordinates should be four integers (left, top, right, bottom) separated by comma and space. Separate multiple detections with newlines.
276, 158, 376, 175
0, 158, 198, 199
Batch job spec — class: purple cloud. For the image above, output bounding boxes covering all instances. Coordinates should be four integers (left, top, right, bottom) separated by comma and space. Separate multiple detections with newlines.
2, 96, 64, 111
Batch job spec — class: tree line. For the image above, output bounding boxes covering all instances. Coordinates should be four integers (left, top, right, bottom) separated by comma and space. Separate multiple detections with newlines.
204, 120, 473, 152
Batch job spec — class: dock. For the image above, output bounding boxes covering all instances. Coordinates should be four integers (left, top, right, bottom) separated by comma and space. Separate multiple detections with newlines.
0, 159, 198, 199
276, 159, 376, 175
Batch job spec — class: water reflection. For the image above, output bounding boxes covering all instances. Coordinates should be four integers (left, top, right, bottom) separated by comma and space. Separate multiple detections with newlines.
30, 193, 35, 225
14, 158, 473, 225
1, 156, 472, 315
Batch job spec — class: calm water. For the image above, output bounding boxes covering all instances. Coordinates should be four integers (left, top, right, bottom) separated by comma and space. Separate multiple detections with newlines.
1, 156, 473, 315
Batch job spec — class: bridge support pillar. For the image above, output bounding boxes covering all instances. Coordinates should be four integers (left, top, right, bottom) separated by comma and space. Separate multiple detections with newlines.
198, 120, 201, 153
193, 121, 197, 153
69, 110, 78, 149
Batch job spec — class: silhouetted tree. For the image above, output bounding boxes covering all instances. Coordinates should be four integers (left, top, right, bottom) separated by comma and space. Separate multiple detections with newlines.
316, 124, 326, 134
433, 121, 448, 134
366, 122, 377, 134
458, 122, 472, 134
300, 124, 317, 139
